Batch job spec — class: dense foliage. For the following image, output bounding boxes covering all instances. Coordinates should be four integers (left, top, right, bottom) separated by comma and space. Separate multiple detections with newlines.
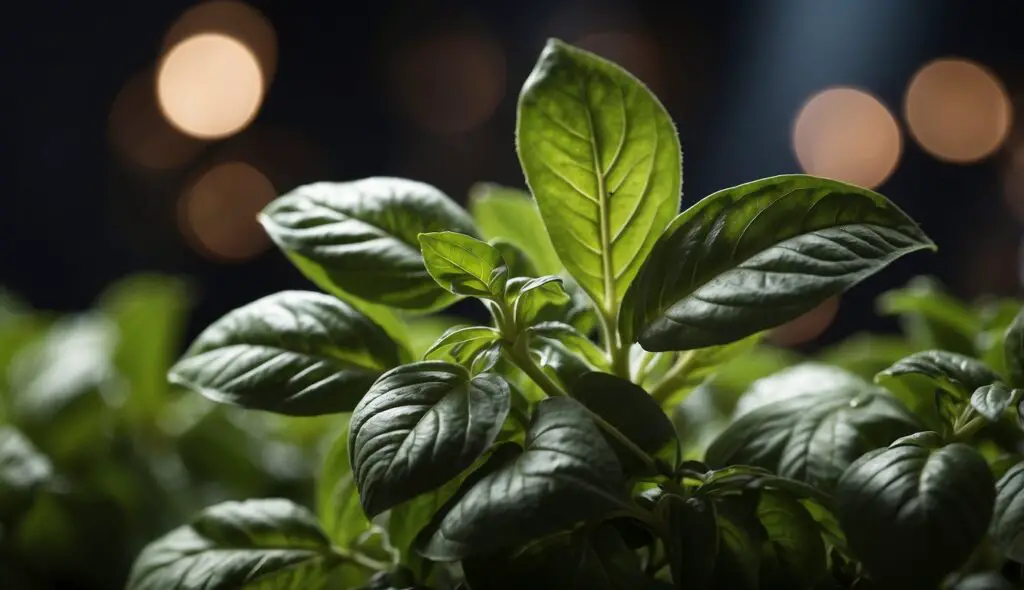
3, 39, 1023, 589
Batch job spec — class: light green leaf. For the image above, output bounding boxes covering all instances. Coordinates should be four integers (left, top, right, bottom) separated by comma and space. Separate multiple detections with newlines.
418, 231, 508, 299
260, 177, 478, 312
622, 174, 935, 351
876, 276, 979, 355
876, 350, 1001, 401
349, 362, 510, 517
0, 426, 53, 524
317, 419, 369, 548
710, 494, 767, 590
423, 326, 501, 371
513, 276, 571, 327
169, 291, 403, 416
527, 322, 608, 371
649, 335, 764, 407
757, 492, 827, 588
127, 499, 341, 590
1005, 307, 1024, 388
517, 38, 681, 316
491, 238, 538, 278
971, 383, 1019, 422
416, 397, 628, 560
836, 439, 995, 588
991, 461, 1024, 562
817, 333, 916, 380
404, 315, 464, 360
469, 183, 562, 275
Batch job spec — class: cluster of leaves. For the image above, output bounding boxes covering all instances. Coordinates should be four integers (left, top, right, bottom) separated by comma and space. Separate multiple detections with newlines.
116, 38, 1024, 589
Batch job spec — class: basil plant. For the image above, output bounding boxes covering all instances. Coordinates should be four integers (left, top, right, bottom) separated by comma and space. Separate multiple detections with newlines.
126, 39, 1024, 589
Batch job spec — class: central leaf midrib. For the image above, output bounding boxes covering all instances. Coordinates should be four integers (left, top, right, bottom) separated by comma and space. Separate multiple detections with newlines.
579, 82, 615, 312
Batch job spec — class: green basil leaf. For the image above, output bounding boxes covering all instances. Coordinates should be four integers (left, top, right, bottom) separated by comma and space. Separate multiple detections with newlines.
817, 333, 916, 381
469, 183, 562, 276
127, 499, 340, 590
423, 326, 501, 369
710, 493, 767, 590
876, 350, 1001, 401
527, 322, 609, 371
649, 335, 764, 407
418, 231, 508, 299
349, 361, 510, 517
513, 276, 571, 327
756, 492, 827, 589
416, 397, 628, 560
836, 439, 995, 588
491, 238, 539, 278
260, 177, 477, 311
572, 371, 677, 474
169, 291, 403, 416
707, 364, 920, 492
517, 39, 681, 316
387, 475, 464, 567
657, 493, 717, 590
876, 276, 979, 355
622, 174, 935, 351
991, 461, 1024, 562
317, 419, 369, 548
1005, 307, 1024, 388
971, 383, 1020, 422
405, 315, 464, 359
0, 426, 53, 524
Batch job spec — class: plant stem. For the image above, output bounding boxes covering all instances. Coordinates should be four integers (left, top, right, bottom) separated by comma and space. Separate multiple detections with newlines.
597, 309, 630, 379
953, 414, 988, 441
649, 350, 698, 404
633, 350, 656, 384
333, 546, 390, 572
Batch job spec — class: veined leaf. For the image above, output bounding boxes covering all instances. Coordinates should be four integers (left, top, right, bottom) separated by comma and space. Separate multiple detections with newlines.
622, 174, 934, 351
259, 177, 477, 312
517, 38, 681, 315
876, 350, 1001, 400
349, 362, 510, 517
423, 326, 501, 371
991, 461, 1024, 563
527, 322, 609, 371
126, 499, 341, 590
513, 276, 571, 327
416, 397, 628, 560
757, 492, 827, 588
169, 291, 403, 416
317, 419, 369, 548
419, 231, 508, 299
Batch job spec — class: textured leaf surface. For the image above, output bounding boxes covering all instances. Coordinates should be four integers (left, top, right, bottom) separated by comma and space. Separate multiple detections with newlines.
517, 38, 681, 315
349, 362, 510, 517
971, 383, 1018, 422
169, 291, 403, 416
876, 350, 1001, 399
423, 326, 500, 371
417, 397, 627, 560
260, 177, 477, 311
418, 231, 507, 298
127, 499, 339, 590
622, 175, 934, 351
992, 461, 1024, 562
837, 440, 995, 588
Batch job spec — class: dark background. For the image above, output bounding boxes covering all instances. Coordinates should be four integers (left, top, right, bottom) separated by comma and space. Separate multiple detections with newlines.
2, 0, 1023, 351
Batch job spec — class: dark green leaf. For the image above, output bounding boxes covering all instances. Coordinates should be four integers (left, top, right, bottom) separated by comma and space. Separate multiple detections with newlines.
349, 362, 510, 517
710, 493, 767, 590
756, 492, 827, 588
517, 38, 681, 316
169, 291, 403, 416
260, 177, 478, 312
572, 371, 677, 473
707, 364, 920, 491
0, 426, 52, 524
876, 350, 1000, 400
317, 420, 369, 548
658, 493, 717, 590
416, 397, 627, 560
876, 276, 979, 355
418, 231, 508, 299
622, 174, 935, 351
1005, 307, 1024, 388
971, 383, 1019, 422
513, 276, 571, 327
491, 239, 538, 278
469, 183, 562, 276
991, 461, 1024, 563
836, 440, 995, 588
423, 326, 501, 370
127, 499, 341, 590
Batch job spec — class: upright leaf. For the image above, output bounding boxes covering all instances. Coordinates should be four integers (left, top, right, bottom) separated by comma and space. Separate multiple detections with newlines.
1005, 307, 1024, 387
423, 326, 501, 370
517, 39, 681, 316
127, 499, 341, 590
469, 183, 562, 275
621, 175, 935, 351
349, 362, 510, 517
836, 439, 995, 588
417, 397, 628, 560
259, 177, 478, 312
971, 383, 1019, 422
418, 231, 508, 299
513, 276, 571, 327
317, 420, 370, 548
169, 291, 404, 416
991, 461, 1024, 563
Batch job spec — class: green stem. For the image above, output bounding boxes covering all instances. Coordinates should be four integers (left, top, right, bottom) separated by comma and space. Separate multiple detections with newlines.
953, 415, 988, 442
597, 310, 630, 379
649, 351, 698, 404
333, 546, 390, 572
633, 350, 656, 384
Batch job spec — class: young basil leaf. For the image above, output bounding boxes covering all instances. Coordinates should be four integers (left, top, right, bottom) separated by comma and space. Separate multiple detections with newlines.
756, 492, 827, 589
970, 383, 1019, 422
571, 371, 677, 474
491, 239, 539, 278
527, 322, 609, 371
657, 493, 718, 590
876, 350, 1001, 402
621, 174, 935, 351
991, 461, 1024, 563
1005, 306, 1024, 388
259, 177, 478, 312
876, 276, 979, 355
416, 397, 628, 560
126, 499, 341, 590
0, 426, 53, 525
317, 420, 369, 548
418, 231, 508, 299
529, 333, 596, 391
469, 183, 562, 276
513, 276, 571, 327
423, 326, 501, 370
349, 361, 510, 517
517, 39, 681, 317
169, 291, 404, 416
707, 364, 920, 492
836, 439, 995, 588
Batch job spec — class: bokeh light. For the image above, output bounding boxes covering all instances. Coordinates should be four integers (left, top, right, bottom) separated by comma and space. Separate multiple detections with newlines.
904, 58, 1012, 163
178, 162, 276, 261
575, 32, 664, 95
157, 33, 265, 139
793, 87, 902, 189
108, 71, 206, 170
768, 297, 840, 347
163, 1, 278, 82
387, 29, 506, 135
